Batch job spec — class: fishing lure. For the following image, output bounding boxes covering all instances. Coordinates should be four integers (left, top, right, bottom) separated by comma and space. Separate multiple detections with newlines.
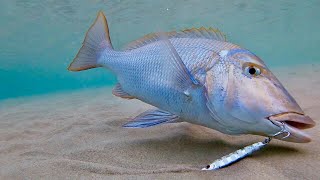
202, 122, 289, 170
202, 137, 271, 170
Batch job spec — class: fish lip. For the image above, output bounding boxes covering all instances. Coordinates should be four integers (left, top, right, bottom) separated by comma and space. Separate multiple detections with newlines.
266, 112, 316, 129
266, 112, 316, 143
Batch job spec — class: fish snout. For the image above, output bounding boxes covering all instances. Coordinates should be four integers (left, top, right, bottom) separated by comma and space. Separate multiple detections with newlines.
267, 112, 316, 143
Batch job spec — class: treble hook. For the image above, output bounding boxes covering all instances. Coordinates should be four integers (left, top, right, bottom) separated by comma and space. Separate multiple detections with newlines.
272, 122, 291, 139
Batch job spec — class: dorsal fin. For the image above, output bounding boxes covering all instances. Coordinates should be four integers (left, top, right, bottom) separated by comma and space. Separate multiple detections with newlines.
124, 27, 226, 50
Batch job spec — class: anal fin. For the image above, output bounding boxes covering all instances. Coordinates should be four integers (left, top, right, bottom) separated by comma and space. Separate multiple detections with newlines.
123, 109, 180, 128
112, 83, 135, 99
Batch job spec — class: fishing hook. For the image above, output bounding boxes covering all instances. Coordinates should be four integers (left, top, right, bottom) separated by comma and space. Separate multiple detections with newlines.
272, 122, 291, 139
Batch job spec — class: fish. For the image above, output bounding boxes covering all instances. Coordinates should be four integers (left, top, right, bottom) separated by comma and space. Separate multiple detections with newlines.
68, 11, 316, 169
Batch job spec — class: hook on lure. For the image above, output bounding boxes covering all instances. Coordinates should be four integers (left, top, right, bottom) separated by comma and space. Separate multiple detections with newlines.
272, 122, 291, 139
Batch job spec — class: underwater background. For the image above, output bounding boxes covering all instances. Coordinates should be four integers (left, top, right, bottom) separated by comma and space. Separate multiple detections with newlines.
1, 0, 319, 100
1, 1, 320, 179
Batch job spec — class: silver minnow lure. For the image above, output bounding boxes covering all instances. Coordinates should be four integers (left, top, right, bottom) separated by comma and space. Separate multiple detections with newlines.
203, 137, 271, 170
68, 11, 316, 170
203, 122, 290, 170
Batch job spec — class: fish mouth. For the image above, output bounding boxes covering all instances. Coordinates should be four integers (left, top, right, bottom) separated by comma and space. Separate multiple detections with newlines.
266, 112, 316, 143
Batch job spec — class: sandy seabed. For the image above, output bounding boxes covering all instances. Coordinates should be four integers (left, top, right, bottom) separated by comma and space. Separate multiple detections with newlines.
1, 64, 320, 179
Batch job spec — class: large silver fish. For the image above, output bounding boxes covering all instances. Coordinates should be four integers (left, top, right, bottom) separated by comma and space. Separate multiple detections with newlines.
68, 11, 315, 145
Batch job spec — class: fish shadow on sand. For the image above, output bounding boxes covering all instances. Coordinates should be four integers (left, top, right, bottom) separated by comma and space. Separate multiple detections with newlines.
121, 130, 301, 169
255, 144, 301, 157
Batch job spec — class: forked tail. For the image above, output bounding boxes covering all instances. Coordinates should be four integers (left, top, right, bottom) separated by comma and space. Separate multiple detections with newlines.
68, 11, 113, 71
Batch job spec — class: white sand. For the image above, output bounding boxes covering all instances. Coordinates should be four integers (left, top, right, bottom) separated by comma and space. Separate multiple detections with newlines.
1, 64, 319, 179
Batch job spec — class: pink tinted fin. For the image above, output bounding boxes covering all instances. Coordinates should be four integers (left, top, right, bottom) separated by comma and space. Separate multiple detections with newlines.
112, 83, 135, 99
123, 109, 180, 128
124, 27, 226, 50
68, 11, 113, 71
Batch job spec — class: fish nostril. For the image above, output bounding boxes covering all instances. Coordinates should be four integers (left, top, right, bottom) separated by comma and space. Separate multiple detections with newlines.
273, 82, 282, 89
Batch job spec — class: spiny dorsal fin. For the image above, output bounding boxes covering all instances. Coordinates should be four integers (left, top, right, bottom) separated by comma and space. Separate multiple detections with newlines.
124, 27, 226, 50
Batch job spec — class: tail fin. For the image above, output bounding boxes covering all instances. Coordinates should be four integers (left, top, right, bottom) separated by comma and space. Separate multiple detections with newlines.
68, 11, 113, 71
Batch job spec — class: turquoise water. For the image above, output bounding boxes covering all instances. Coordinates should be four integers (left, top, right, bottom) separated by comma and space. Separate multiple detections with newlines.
1, 0, 319, 100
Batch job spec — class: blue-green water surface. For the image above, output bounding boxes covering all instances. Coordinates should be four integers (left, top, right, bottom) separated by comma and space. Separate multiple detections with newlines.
1, 0, 319, 100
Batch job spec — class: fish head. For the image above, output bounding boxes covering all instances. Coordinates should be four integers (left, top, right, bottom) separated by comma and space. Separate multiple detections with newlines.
206, 48, 315, 143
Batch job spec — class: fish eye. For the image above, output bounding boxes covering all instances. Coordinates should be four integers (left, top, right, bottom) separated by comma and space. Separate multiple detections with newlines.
245, 66, 261, 76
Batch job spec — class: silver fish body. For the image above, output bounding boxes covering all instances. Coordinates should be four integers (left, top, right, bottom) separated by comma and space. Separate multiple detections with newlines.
69, 11, 315, 144
99, 38, 240, 133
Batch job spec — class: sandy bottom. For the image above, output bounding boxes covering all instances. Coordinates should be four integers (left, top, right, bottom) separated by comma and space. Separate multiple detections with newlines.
1, 64, 320, 179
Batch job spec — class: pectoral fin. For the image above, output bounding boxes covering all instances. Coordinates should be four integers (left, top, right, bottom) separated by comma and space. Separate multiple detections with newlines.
123, 109, 180, 128
157, 33, 201, 91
